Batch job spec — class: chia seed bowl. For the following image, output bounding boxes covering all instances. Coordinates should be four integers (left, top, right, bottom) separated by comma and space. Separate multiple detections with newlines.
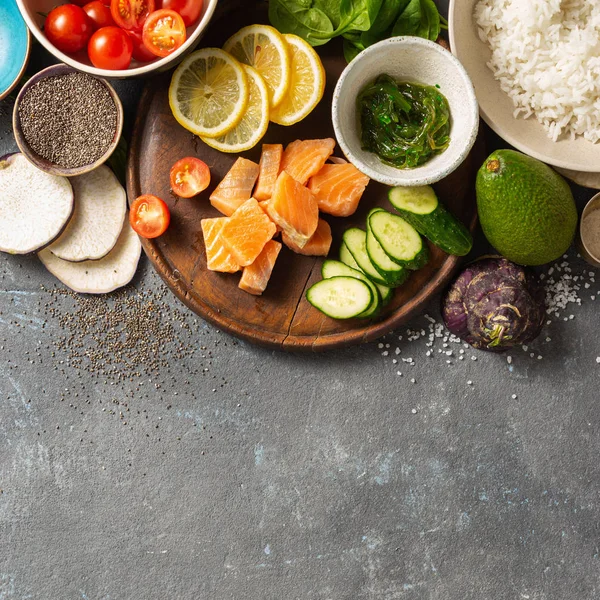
13, 64, 123, 177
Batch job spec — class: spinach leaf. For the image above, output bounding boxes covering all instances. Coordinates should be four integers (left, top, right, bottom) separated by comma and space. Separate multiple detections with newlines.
343, 37, 365, 62
268, 0, 334, 45
418, 0, 441, 41
335, 0, 383, 35
390, 0, 421, 37
359, 0, 410, 46
313, 0, 342, 28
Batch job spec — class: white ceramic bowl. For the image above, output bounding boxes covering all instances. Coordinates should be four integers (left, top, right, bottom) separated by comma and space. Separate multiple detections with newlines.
16, 0, 218, 79
450, 0, 600, 173
331, 37, 479, 187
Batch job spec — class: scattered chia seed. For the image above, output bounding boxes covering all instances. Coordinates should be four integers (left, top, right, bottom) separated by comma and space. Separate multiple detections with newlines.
18, 72, 117, 169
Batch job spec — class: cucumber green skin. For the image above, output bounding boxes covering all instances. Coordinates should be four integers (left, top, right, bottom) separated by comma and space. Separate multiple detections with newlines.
340, 242, 392, 308
368, 213, 430, 271
342, 228, 389, 286
389, 193, 473, 256
321, 259, 381, 318
306, 277, 373, 320
365, 209, 410, 287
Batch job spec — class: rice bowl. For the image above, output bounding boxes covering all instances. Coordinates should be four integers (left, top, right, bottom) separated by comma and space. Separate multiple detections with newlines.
449, 0, 600, 172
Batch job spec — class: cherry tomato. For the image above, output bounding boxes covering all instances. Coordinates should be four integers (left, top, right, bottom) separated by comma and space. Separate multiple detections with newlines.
170, 157, 210, 198
88, 26, 133, 70
142, 9, 186, 57
83, 1, 115, 29
158, 0, 202, 27
129, 195, 170, 238
126, 30, 156, 62
45, 4, 93, 54
110, 0, 154, 31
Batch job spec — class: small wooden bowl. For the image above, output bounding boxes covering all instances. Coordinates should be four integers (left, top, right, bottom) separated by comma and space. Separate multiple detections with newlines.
12, 64, 123, 177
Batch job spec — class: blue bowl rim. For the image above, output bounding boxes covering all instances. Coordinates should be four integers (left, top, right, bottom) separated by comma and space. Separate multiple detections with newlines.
0, 5, 31, 101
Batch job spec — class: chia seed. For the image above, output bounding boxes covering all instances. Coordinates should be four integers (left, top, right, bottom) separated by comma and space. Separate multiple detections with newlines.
18, 72, 117, 169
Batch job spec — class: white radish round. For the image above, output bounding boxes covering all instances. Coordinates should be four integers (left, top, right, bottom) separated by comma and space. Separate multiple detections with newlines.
38, 220, 141, 294
48, 165, 127, 262
0, 153, 74, 254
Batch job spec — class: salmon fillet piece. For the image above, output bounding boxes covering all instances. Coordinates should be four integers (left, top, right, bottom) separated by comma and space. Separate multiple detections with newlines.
220, 198, 277, 267
201, 218, 240, 273
239, 240, 282, 296
280, 138, 336, 185
266, 171, 319, 249
282, 218, 332, 257
210, 157, 260, 216
253, 144, 283, 201
308, 163, 370, 217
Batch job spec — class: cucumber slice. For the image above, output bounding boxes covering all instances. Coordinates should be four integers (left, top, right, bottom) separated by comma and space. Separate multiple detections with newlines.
368, 210, 429, 270
342, 228, 389, 286
322, 259, 381, 318
306, 276, 373, 320
340, 241, 392, 306
388, 185, 438, 215
388, 186, 473, 256
366, 209, 409, 287
340, 241, 360, 270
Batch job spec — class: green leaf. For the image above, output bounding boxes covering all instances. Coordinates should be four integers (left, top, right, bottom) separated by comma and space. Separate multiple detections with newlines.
268, 0, 334, 46
418, 0, 441, 40
391, 0, 422, 37
313, 0, 342, 28
343, 37, 365, 62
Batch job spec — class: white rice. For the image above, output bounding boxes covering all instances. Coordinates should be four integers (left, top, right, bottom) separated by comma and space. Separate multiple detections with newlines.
474, 0, 600, 142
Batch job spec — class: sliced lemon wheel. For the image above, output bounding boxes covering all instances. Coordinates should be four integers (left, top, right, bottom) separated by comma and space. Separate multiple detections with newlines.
200, 65, 270, 153
223, 24, 290, 109
169, 47, 248, 138
270, 34, 326, 126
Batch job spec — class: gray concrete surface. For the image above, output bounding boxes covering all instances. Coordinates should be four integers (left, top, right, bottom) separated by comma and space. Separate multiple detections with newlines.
2, 2, 600, 599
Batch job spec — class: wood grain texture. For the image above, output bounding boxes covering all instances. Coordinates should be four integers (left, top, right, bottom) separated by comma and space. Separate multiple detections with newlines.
127, 6, 483, 352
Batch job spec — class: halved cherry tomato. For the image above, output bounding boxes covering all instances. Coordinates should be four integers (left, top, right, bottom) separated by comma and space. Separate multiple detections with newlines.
170, 157, 210, 198
45, 4, 93, 53
88, 26, 133, 70
142, 9, 186, 58
83, 1, 115, 30
158, 0, 202, 27
129, 195, 170, 238
126, 30, 156, 62
110, 0, 154, 31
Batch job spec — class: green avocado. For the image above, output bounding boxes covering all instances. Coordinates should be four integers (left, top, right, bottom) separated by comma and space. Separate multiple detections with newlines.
476, 150, 578, 266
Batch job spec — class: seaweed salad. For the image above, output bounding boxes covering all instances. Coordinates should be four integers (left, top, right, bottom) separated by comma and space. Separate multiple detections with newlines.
358, 74, 451, 169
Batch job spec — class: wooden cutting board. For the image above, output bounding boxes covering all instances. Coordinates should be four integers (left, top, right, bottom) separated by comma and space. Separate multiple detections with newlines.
126, 7, 482, 351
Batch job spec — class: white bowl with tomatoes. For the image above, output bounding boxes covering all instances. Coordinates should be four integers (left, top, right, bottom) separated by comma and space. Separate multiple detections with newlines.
16, 0, 218, 77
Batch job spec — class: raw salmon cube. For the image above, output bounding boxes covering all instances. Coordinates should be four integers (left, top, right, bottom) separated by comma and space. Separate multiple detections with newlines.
308, 163, 370, 217
280, 138, 336, 185
239, 240, 282, 296
253, 144, 283, 201
201, 218, 240, 273
266, 171, 319, 249
210, 157, 260, 216
282, 218, 332, 257
257, 199, 281, 233
220, 198, 277, 267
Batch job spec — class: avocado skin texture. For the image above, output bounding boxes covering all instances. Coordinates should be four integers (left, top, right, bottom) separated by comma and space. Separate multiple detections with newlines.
476, 149, 578, 266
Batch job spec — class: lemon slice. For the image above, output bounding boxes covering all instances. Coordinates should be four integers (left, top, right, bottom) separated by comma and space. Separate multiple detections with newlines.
200, 65, 270, 153
270, 34, 326, 126
169, 47, 249, 138
223, 24, 290, 108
